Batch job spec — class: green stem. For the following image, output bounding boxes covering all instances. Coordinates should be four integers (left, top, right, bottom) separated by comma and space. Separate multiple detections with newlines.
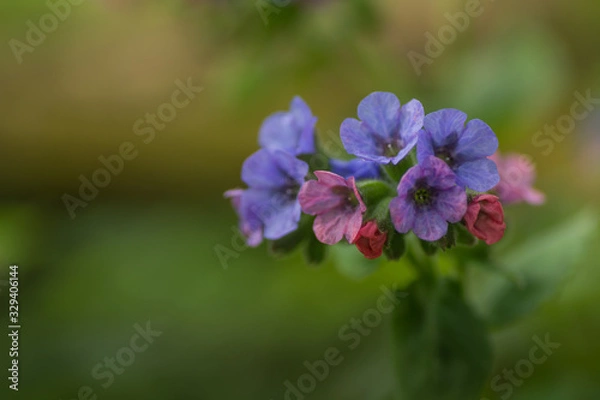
381, 150, 417, 184
405, 234, 437, 283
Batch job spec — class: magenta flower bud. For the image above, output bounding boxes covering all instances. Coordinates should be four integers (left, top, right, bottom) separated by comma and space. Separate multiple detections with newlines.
352, 220, 387, 259
463, 194, 506, 245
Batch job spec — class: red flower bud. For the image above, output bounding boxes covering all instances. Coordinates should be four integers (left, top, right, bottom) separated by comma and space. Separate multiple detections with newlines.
463, 194, 506, 245
352, 220, 387, 259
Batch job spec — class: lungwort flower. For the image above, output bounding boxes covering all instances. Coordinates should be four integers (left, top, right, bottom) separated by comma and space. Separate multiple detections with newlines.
417, 109, 499, 192
490, 152, 545, 205
390, 156, 467, 241
341, 92, 424, 165
298, 171, 367, 245
258, 96, 317, 156
225, 149, 309, 246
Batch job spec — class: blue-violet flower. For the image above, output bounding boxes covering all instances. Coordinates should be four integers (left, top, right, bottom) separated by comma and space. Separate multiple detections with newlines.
258, 96, 317, 156
390, 156, 467, 241
340, 92, 424, 165
417, 108, 499, 191
225, 149, 309, 246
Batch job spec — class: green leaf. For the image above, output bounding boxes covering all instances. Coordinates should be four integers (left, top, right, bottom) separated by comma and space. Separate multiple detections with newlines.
468, 210, 598, 327
393, 279, 493, 400
331, 244, 382, 280
303, 233, 328, 265
437, 224, 457, 251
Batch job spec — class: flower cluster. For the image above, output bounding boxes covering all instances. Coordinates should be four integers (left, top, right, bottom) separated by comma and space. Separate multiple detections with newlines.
226, 92, 544, 260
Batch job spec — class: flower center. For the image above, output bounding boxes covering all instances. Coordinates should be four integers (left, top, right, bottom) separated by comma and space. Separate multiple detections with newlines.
380, 138, 405, 157
332, 186, 359, 209
283, 185, 299, 201
413, 188, 432, 206
435, 148, 454, 166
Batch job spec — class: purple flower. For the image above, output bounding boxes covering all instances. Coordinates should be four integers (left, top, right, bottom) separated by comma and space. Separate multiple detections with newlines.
298, 171, 367, 245
390, 156, 467, 241
490, 152, 545, 205
224, 189, 263, 247
258, 96, 317, 156
225, 149, 309, 246
329, 158, 381, 180
417, 109, 499, 192
340, 92, 424, 165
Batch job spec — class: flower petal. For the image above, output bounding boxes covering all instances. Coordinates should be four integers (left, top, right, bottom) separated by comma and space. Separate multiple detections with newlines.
341, 118, 390, 163
389, 196, 416, 234
298, 180, 344, 215
454, 119, 498, 160
398, 99, 425, 139
258, 97, 316, 155
313, 211, 346, 245
416, 130, 436, 164
242, 149, 308, 189
313, 170, 348, 187
522, 188, 546, 205
244, 189, 300, 240
413, 209, 447, 241
344, 209, 364, 243
263, 199, 301, 240
357, 92, 400, 139
435, 186, 468, 223
421, 156, 458, 190
290, 96, 317, 154
455, 158, 500, 192
423, 109, 467, 146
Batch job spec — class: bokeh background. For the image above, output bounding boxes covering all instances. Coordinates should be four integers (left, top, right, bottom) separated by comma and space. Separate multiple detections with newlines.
1, 0, 599, 399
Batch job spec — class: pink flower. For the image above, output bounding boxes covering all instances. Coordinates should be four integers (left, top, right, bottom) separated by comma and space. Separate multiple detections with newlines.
298, 171, 366, 245
490, 152, 545, 205
352, 221, 387, 259
463, 194, 506, 245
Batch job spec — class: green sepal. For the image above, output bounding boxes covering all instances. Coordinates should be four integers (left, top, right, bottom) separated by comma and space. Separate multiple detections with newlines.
436, 224, 457, 251
419, 238, 438, 256
356, 180, 395, 207
384, 231, 406, 261
454, 223, 477, 247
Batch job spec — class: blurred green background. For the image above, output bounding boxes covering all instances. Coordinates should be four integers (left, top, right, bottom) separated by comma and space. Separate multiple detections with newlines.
1, 0, 599, 399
